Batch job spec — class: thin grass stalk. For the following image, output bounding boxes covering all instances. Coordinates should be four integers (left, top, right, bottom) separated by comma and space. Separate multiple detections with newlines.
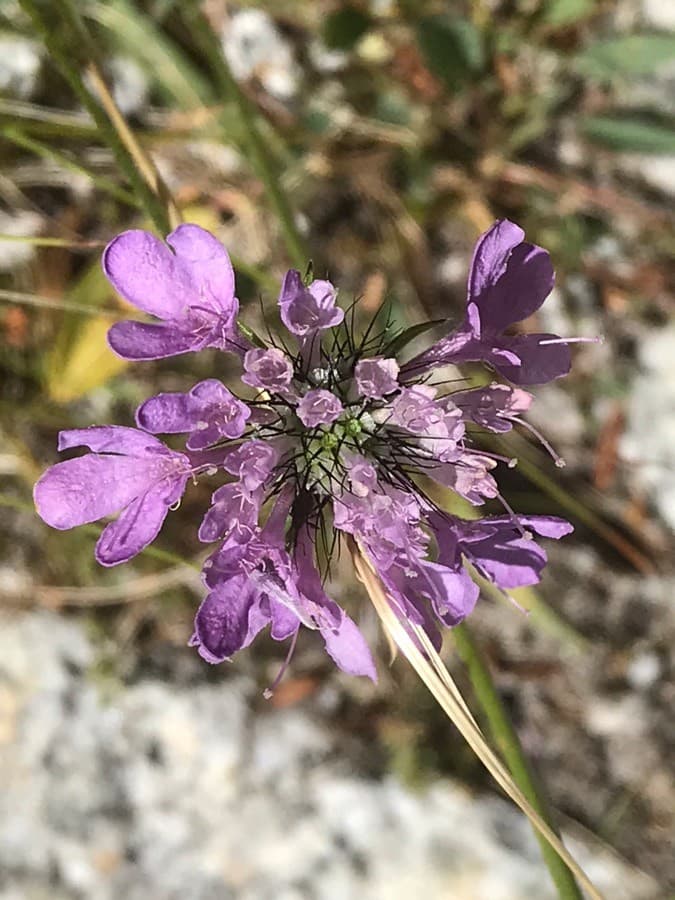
351, 541, 603, 900
181, 3, 309, 270
17, 0, 173, 234
2, 126, 140, 207
0, 495, 198, 569
452, 621, 584, 899
58, 0, 182, 230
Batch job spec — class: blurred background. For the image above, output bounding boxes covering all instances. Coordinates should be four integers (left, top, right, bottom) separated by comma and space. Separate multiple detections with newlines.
0, 1, 673, 898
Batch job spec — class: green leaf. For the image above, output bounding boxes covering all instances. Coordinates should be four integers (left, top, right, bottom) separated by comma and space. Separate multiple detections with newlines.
383, 318, 448, 356
576, 34, 675, 80
322, 6, 372, 51
580, 115, 675, 154
416, 16, 485, 91
543, 0, 594, 27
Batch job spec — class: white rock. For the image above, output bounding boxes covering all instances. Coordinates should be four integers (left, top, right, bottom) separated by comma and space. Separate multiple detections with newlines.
627, 651, 661, 690
223, 9, 299, 102
643, 0, 675, 30
617, 154, 675, 199
621, 324, 675, 531
0, 210, 43, 271
0, 609, 660, 900
109, 56, 150, 117
0, 35, 41, 98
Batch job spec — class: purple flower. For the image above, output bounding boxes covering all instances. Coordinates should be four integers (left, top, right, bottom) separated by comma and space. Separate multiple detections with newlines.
136, 379, 250, 449
452, 383, 532, 433
297, 389, 343, 427
33, 427, 192, 566
105, 224, 243, 361
388, 386, 465, 462
429, 512, 573, 590
35, 219, 581, 685
343, 452, 378, 497
223, 439, 281, 491
193, 514, 376, 679
242, 347, 294, 392
278, 269, 343, 338
355, 357, 399, 399
403, 220, 571, 385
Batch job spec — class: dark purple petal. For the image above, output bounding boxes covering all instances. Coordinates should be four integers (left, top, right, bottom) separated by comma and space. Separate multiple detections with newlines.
469, 535, 547, 589
202, 530, 257, 588
468, 220, 525, 309
492, 333, 571, 385
136, 392, 192, 434
193, 576, 263, 663
269, 599, 300, 641
108, 320, 201, 360
458, 515, 572, 589
95, 477, 185, 566
476, 242, 554, 332
398, 329, 474, 380
417, 560, 479, 627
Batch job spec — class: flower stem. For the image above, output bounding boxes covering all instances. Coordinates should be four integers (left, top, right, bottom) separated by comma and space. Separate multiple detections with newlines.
17, 0, 173, 235
181, 3, 309, 271
452, 621, 584, 900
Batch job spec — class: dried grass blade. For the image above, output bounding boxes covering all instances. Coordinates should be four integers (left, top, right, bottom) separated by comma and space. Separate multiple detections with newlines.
351, 542, 603, 900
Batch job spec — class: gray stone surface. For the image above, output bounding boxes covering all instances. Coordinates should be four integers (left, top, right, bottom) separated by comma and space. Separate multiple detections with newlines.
621, 324, 675, 531
0, 609, 658, 900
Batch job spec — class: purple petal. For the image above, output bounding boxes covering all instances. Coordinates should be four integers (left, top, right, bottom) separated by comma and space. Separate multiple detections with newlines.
223, 439, 280, 492
102, 229, 189, 319
468, 219, 524, 310
185, 379, 250, 449
479, 242, 554, 332
57, 425, 168, 456
34, 455, 164, 529
418, 560, 479, 627
492, 334, 571, 385
107, 320, 200, 361
296, 389, 343, 428
468, 534, 547, 589
355, 357, 400, 399
198, 482, 259, 543
269, 599, 300, 641
95, 477, 184, 566
278, 270, 343, 337
320, 614, 377, 681
193, 576, 263, 663
459, 515, 572, 589
103, 225, 236, 321
136, 393, 192, 434
518, 515, 574, 539
166, 224, 235, 316
242, 347, 294, 392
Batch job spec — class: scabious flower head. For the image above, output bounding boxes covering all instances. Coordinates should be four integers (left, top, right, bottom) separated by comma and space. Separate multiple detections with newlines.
34, 220, 581, 683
